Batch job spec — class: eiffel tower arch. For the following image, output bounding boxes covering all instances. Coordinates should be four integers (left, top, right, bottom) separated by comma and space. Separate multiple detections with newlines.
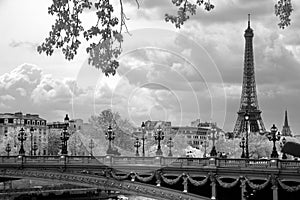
233, 15, 266, 137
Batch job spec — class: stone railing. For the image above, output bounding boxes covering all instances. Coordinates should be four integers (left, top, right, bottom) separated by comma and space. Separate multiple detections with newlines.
1, 156, 300, 170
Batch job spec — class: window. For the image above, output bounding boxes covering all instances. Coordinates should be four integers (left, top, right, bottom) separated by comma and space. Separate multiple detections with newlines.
21, 119, 24, 124
4, 119, 8, 124
41, 121, 44, 125
4, 127, 8, 136
13, 119, 17, 124
17, 119, 20, 124
37, 121, 40, 125
32, 120, 35, 125
27, 120, 31, 125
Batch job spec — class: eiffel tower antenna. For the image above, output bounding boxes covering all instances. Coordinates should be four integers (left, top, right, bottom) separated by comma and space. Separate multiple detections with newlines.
248, 14, 250, 28
233, 15, 266, 136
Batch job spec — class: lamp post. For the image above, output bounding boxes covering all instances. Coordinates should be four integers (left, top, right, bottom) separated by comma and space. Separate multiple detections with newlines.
134, 137, 141, 156
280, 137, 287, 159
89, 139, 95, 156
154, 126, 165, 156
141, 122, 146, 157
267, 124, 281, 158
5, 143, 11, 157
209, 127, 218, 157
202, 140, 208, 158
244, 111, 250, 158
167, 137, 174, 157
17, 128, 27, 155
240, 137, 246, 158
60, 127, 70, 155
105, 125, 115, 155
32, 141, 38, 156
29, 127, 34, 156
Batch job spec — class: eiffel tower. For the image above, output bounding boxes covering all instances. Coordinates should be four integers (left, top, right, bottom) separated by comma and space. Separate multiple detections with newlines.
233, 14, 266, 136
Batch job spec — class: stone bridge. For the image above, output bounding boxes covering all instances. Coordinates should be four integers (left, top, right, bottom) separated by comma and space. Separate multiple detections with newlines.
1, 156, 300, 200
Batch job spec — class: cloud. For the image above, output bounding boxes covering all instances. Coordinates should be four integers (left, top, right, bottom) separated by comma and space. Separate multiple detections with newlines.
9, 40, 39, 51
0, 102, 10, 109
0, 94, 15, 101
0, 63, 77, 121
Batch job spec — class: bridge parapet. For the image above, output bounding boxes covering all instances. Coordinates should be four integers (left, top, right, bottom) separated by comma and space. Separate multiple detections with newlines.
1, 156, 300, 170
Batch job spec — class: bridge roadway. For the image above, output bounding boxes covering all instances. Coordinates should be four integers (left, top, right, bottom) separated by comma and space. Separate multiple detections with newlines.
1, 155, 300, 200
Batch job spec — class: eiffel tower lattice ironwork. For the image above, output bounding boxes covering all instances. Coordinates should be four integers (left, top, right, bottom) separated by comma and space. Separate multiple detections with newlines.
233, 14, 266, 136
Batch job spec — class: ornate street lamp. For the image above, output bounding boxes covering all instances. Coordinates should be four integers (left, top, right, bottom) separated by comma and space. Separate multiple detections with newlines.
17, 128, 27, 155
202, 140, 208, 158
134, 137, 141, 156
244, 111, 250, 158
209, 127, 218, 157
240, 137, 246, 158
280, 137, 287, 159
30, 127, 34, 156
5, 143, 11, 157
141, 122, 146, 157
267, 124, 281, 158
32, 141, 38, 156
167, 137, 174, 157
89, 139, 95, 156
154, 126, 165, 156
60, 126, 70, 155
105, 125, 115, 155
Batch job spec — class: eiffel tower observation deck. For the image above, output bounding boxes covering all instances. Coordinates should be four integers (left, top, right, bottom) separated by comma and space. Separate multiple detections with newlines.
233, 14, 266, 136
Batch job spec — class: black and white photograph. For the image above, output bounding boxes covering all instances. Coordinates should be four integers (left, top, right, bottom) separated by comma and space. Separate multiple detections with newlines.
0, 0, 299, 199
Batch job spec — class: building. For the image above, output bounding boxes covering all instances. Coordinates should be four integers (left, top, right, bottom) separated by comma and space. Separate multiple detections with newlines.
190, 119, 217, 129
144, 120, 172, 137
0, 112, 47, 155
171, 126, 209, 149
281, 110, 292, 137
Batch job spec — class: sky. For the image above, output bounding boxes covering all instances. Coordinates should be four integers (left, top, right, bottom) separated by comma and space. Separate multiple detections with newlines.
0, 0, 300, 134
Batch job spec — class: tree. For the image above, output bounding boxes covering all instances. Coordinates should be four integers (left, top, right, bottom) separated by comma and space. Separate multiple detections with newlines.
215, 134, 274, 159
47, 130, 61, 155
89, 109, 135, 152
38, 0, 293, 76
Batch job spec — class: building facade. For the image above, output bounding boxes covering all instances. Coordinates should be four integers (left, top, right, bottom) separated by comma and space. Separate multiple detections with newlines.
0, 112, 47, 155
144, 120, 172, 137
171, 126, 209, 149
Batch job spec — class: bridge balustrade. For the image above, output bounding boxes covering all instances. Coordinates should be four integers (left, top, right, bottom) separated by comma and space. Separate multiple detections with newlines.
218, 158, 246, 167
110, 156, 158, 166
2, 156, 300, 171
246, 159, 270, 168
0, 156, 19, 164
280, 160, 300, 169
